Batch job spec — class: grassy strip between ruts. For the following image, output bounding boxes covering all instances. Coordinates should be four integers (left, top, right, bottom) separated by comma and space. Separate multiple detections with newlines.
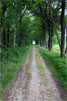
26, 50, 33, 73
36, 50, 47, 85
0, 45, 32, 97
36, 45, 67, 88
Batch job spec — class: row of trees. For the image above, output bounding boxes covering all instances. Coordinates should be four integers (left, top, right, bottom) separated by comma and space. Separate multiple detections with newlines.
0, 0, 43, 47
0, 0, 67, 57
0, 0, 27, 47
29, 0, 67, 57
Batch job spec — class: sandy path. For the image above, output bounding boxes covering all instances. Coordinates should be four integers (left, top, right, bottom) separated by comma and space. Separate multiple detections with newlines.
3, 48, 65, 101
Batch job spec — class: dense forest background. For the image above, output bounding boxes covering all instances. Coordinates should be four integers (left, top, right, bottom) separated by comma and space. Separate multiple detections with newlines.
0, 0, 67, 57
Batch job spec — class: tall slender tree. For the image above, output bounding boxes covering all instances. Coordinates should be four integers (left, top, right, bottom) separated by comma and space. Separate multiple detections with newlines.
61, 0, 65, 57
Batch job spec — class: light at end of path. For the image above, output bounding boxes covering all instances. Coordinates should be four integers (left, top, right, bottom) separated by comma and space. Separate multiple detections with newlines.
32, 41, 36, 45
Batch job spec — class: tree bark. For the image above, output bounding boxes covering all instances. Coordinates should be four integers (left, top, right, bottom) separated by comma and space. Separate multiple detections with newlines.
40, 33, 42, 46
3, 28, 6, 46
42, 22, 47, 48
14, 23, 17, 46
65, 27, 67, 53
61, 1, 65, 57
2, 3, 7, 48
48, 27, 53, 51
19, 14, 22, 46
0, 30, 1, 47
43, 31, 46, 47
56, 32, 61, 49
48, 0, 53, 51
7, 24, 10, 47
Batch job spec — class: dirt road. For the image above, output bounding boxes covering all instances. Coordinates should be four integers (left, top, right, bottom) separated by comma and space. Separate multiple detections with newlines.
3, 48, 65, 101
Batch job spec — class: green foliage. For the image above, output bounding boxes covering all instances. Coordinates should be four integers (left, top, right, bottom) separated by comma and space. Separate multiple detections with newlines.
52, 44, 60, 52
22, 13, 42, 45
36, 45, 67, 88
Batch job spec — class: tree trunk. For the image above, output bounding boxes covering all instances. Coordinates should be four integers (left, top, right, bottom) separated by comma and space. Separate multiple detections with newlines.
7, 24, 10, 47
19, 15, 22, 46
3, 28, 6, 47
65, 28, 67, 53
14, 32, 16, 46
48, 27, 52, 51
61, 1, 65, 57
42, 22, 47, 48
0, 16, 1, 47
44, 31, 46, 48
2, 3, 7, 48
14, 24, 17, 46
0, 31, 1, 47
48, 0, 53, 51
40, 34, 42, 46
56, 32, 61, 49
42, 31, 46, 47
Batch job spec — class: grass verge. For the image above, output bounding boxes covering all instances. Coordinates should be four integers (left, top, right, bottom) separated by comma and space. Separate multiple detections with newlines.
36, 45, 67, 88
0, 45, 32, 97
36, 50, 47, 85
26, 51, 33, 73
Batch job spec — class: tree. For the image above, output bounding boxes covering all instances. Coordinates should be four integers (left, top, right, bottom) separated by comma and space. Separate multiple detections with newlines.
60, 0, 65, 57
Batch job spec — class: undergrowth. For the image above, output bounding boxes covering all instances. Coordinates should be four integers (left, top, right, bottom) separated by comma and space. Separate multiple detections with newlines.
0, 45, 32, 96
